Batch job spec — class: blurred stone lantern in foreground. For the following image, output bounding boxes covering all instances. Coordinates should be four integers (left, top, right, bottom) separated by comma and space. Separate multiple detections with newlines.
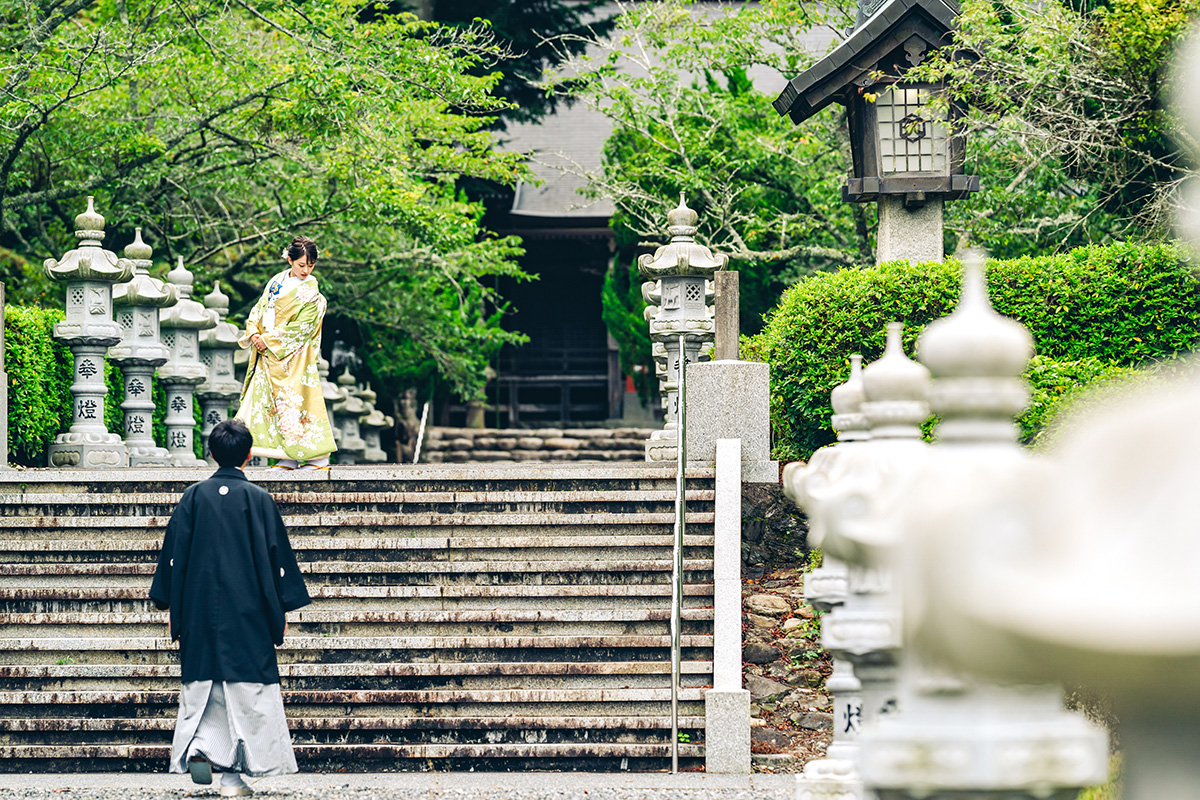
773, 0, 979, 265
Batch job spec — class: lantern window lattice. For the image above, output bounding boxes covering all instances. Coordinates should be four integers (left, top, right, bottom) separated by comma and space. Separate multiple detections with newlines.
876, 86, 948, 175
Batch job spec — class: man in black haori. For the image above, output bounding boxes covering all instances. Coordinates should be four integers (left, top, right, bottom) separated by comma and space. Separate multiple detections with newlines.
150, 418, 311, 796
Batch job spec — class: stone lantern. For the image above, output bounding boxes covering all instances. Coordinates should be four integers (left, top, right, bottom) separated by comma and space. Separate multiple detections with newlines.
784, 354, 871, 800
785, 327, 930, 798
357, 384, 393, 463
331, 366, 366, 464
639, 196, 724, 462
773, 0, 979, 265
109, 228, 179, 467
319, 356, 345, 452
158, 257, 217, 466
43, 197, 135, 468
846, 256, 1107, 800
197, 282, 243, 462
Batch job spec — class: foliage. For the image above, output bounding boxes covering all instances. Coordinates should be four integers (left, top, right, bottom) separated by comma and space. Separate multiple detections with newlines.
750, 242, 1200, 460
601, 258, 657, 405
429, 0, 616, 127
5, 306, 68, 465
911, 0, 1200, 234
0, 0, 536, 402
1018, 355, 1136, 445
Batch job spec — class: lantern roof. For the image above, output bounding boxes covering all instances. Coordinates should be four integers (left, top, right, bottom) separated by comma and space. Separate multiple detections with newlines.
773, 0, 960, 125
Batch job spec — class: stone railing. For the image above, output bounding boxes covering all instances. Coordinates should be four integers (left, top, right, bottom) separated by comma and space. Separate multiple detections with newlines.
420, 427, 659, 463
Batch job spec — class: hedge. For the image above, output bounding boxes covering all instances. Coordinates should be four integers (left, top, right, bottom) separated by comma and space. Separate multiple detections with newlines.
5, 305, 202, 466
748, 242, 1200, 461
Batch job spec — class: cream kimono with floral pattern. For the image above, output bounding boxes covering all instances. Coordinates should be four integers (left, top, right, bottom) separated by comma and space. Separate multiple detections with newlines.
235, 271, 337, 461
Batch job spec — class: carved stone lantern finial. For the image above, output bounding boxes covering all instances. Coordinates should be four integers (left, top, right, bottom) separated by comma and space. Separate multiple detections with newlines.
158, 256, 217, 466
639, 196, 725, 462
197, 281, 243, 462
109, 227, 179, 466
43, 196, 136, 468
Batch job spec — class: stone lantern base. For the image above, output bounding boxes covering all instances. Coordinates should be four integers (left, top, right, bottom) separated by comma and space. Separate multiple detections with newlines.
47, 434, 128, 469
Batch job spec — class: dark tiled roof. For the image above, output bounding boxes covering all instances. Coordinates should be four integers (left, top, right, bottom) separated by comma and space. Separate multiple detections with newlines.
773, 0, 960, 123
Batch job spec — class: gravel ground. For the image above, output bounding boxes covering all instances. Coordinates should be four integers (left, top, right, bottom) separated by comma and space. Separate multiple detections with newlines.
0, 774, 796, 800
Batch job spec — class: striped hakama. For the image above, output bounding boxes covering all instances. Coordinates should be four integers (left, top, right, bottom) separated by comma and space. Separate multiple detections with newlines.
171, 680, 298, 777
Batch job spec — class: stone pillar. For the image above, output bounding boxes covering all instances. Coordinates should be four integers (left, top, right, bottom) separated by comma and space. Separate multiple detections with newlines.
43, 197, 135, 468
848, 255, 1107, 800
784, 353, 873, 800
705, 438, 751, 774
357, 384, 393, 463
197, 282, 242, 462
331, 366, 366, 464
875, 197, 943, 265
157, 257, 216, 466
109, 229, 179, 467
640, 196, 724, 462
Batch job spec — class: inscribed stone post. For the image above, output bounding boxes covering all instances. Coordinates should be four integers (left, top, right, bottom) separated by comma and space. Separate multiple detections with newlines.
110, 229, 178, 467
43, 197, 134, 468
197, 282, 243, 462
158, 257, 216, 466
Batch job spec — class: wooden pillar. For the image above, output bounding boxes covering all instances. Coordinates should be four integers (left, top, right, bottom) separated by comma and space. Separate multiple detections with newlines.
714, 270, 740, 361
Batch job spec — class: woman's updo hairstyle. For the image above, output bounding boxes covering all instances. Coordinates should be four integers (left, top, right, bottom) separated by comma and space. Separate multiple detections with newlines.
286, 235, 318, 265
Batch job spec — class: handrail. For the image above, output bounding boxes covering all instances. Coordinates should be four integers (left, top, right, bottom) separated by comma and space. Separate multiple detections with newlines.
670, 333, 687, 774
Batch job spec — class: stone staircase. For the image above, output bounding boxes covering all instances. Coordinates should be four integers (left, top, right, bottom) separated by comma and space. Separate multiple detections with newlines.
0, 464, 716, 772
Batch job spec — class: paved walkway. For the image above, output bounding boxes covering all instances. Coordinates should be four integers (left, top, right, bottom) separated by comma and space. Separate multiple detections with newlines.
0, 773, 796, 799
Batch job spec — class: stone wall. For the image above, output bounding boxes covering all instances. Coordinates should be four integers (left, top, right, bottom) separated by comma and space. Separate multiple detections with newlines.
420, 427, 659, 463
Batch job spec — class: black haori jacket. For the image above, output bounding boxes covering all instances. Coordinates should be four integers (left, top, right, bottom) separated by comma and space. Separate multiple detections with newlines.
150, 467, 311, 684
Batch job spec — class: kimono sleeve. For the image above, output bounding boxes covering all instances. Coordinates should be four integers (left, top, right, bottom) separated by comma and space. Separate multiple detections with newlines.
149, 488, 193, 640
258, 295, 324, 361
237, 290, 267, 350
261, 494, 311, 625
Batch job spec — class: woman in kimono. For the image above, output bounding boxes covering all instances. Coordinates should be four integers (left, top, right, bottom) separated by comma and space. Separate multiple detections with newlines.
236, 236, 337, 469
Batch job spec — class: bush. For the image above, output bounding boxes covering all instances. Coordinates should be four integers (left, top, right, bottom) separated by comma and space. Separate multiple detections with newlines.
750, 242, 1200, 460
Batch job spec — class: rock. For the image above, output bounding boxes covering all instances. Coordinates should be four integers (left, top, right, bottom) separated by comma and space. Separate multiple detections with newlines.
751, 727, 793, 749
795, 711, 834, 730
752, 752, 796, 766
794, 604, 816, 620
547, 450, 579, 460
448, 438, 473, 451
474, 437, 497, 449
471, 451, 513, 462
511, 450, 543, 461
492, 438, 518, 450
543, 437, 583, 450
787, 669, 824, 688
443, 451, 469, 463
516, 437, 544, 449
743, 642, 781, 664
746, 594, 792, 616
531, 428, 564, 438
744, 672, 790, 700
747, 613, 776, 631
749, 717, 767, 727
782, 617, 805, 633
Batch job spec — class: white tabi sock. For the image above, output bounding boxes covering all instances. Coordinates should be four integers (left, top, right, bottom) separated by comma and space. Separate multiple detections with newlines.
220, 772, 248, 788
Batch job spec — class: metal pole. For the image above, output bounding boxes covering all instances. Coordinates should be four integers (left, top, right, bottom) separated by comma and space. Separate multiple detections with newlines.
671, 333, 687, 773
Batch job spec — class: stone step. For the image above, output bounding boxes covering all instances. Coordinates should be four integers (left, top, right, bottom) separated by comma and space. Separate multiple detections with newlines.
0, 687, 710, 705
0, 714, 708, 732
0, 489, 714, 508
0, 661, 713, 680
0, 559, 715, 577
0, 535, 715, 553
0, 512, 715, 530
0, 742, 707, 760
0, 464, 719, 771
0, 635, 715, 652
